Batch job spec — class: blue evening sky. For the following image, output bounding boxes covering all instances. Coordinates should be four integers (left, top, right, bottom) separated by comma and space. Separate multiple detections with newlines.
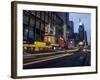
69, 13, 91, 44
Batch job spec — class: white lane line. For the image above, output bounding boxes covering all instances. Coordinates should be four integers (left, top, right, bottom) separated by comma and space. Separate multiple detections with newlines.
24, 53, 74, 66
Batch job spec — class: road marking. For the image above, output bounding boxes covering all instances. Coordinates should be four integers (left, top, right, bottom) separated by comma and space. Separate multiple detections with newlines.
24, 53, 74, 66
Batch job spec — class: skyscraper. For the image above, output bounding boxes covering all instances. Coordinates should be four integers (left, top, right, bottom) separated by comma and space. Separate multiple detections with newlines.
78, 19, 84, 41
84, 31, 88, 46
74, 33, 79, 47
68, 21, 74, 39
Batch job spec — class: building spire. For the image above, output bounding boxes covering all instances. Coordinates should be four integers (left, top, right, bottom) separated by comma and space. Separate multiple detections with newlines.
79, 18, 82, 26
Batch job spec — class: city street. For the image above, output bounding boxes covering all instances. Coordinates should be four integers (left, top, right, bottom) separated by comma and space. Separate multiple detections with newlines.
23, 51, 90, 69
23, 10, 91, 70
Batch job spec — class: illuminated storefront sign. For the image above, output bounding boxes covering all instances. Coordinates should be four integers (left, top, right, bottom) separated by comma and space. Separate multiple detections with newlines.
34, 41, 46, 47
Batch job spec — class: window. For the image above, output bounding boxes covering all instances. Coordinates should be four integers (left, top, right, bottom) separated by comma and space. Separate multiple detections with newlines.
41, 12, 45, 21
36, 18, 40, 29
36, 11, 40, 18
23, 24, 28, 41
30, 17, 35, 27
23, 14, 29, 25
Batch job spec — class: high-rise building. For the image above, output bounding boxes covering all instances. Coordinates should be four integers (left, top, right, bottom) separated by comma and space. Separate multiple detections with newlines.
55, 12, 69, 42
74, 33, 79, 47
68, 21, 74, 39
66, 20, 75, 48
78, 19, 85, 41
84, 31, 88, 46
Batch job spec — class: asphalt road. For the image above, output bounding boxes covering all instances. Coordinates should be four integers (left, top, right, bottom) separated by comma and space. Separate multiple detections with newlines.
23, 51, 91, 69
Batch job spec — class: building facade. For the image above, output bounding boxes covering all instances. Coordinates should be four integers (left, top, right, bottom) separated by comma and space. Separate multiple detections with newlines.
84, 31, 88, 46
78, 20, 85, 42
23, 10, 69, 51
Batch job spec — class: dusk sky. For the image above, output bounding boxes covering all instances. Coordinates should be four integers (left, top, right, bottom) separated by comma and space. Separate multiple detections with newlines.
69, 13, 91, 44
